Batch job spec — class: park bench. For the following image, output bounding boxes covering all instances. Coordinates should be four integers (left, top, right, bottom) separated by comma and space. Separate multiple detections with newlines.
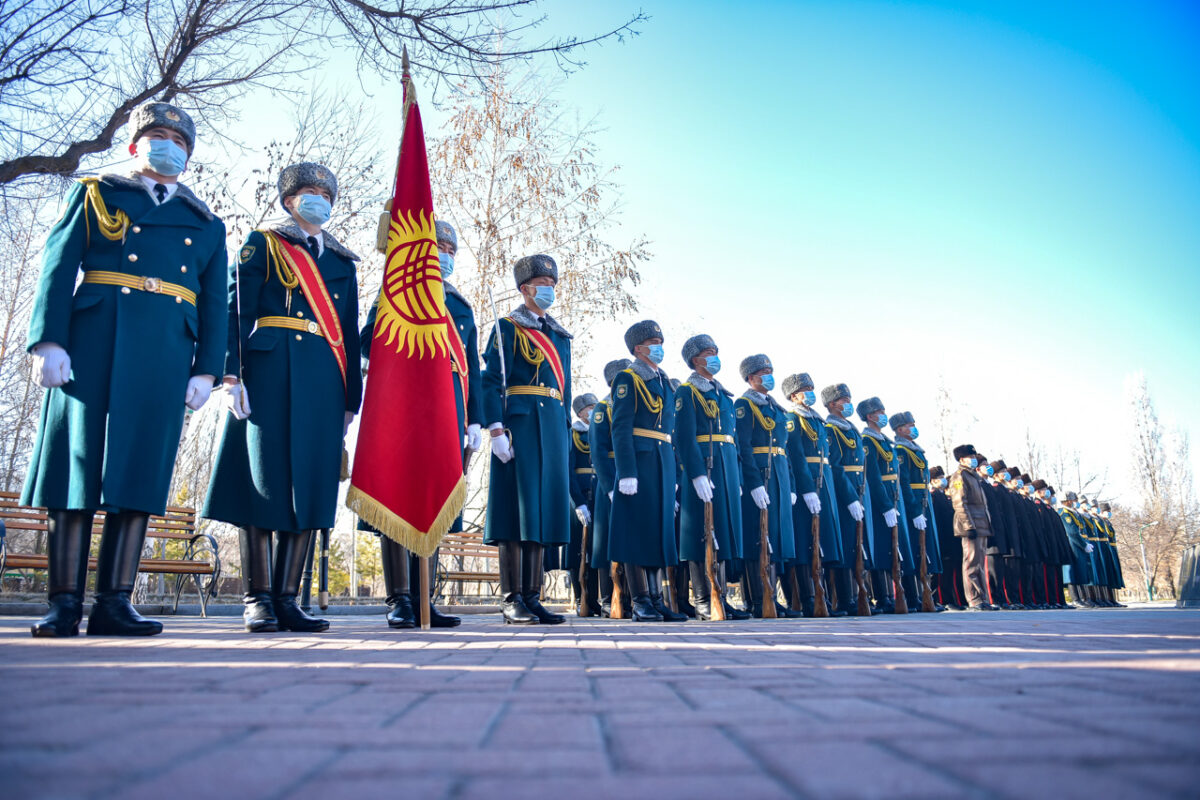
0, 491, 220, 616
435, 527, 500, 600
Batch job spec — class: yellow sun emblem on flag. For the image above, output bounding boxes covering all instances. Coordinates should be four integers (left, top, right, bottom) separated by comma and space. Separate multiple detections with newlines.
375, 208, 451, 358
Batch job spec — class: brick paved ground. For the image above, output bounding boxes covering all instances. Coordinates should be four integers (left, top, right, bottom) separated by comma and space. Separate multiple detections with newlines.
2, 605, 1198, 800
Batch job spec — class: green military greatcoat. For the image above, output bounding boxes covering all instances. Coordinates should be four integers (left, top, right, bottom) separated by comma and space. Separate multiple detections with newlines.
674, 374, 742, 563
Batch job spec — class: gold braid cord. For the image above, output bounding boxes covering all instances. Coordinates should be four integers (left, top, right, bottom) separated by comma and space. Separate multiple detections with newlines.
866, 435, 894, 463
259, 231, 300, 291
686, 383, 718, 419
896, 443, 926, 470
573, 430, 590, 453
512, 325, 545, 373
80, 178, 129, 246
749, 400, 775, 432
796, 413, 818, 442
830, 423, 857, 450
625, 369, 664, 414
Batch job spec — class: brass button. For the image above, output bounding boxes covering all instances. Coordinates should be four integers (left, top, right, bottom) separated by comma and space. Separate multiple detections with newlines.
131, 226, 142, 234
333, 293, 339, 300
306, 321, 319, 334
184, 238, 192, 246
296, 311, 304, 318
175, 296, 182, 304
120, 287, 131, 295
180, 265, 187, 273
295, 334, 303, 341
128, 254, 138, 262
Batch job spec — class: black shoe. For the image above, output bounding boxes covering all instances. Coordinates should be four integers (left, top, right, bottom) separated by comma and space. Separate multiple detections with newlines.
876, 603, 896, 615
502, 594, 539, 624
275, 595, 330, 632
428, 606, 462, 627
273, 532, 329, 632
631, 595, 663, 621
386, 594, 416, 629
830, 608, 849, 618
520, 543, 563, 623
963, 605, 986, 612
777, 601, 803, 619
724, 601, 752, 620
87, 592, 163, 636
243, 593, 278, 633
648, 572, 687, 621
523, 592, 565, 624
600, 602, 613, 618
31, 593, 83, 638
980, 603, 1000, 611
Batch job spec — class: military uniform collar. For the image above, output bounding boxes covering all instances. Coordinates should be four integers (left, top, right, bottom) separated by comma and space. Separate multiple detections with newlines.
827, 416, 855, 431
895, 436, 923, 454
792, 404, 823, 421
741, 390, 784, 412
101, 172, 214, 221
509, 305, 572, 338
443, 280, 468, 306
571, 419, 589, 433
862, 427, 890, 443
629, 359, 667, 382
266, 217, 359, 261
686, 372, 732, 396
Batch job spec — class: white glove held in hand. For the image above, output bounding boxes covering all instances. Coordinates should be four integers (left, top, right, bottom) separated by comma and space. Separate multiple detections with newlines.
618, 477, 638, 496
467, 424, 482, 452
751, 486, 769, 510
848, 501, 865, 521
883, 508, 900, 528
575, 505, 591, 526
803, 492, 821, 514
226, 382, 252, 420
184, 375, 214, 411
913, 514, 927, 531
32, 343, 71, 388
1085, 542, 1094, 554
692, 476, 714, 503
491, 433, 514, 463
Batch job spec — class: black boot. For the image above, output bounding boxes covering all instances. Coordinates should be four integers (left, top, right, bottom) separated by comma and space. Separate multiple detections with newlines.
797, 568, 817, 617
627, 565, 662, 621
650, 569, 688, 621
689, 561, 714, 620
381, 536, 415, 629
414, 547, 461, 627
32, 510, 93, 638
597, 565, 614, 617
675, 563, 697, 618
87, 512, 162, 636
871, 570, 895, 614
272, 531, 329, 632
831, 567, 853, 616
240, 526, 277, 633
902, 574, 921, 611
742, 562, 766, 618
499, 541, 537, 623
521, 542, 564, 624
776, 567, 803, 617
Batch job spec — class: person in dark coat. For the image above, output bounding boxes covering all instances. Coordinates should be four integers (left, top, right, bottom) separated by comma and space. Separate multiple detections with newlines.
568, 392, 601, 616
892, 412, 943, 612
204, 162, 362, 634
589, 358, 631, 618
1099, 503, 1126, 604
675, 335, 750, 621
609, 320, 683, 622
1001, 468, 1042, 607
782, 373, 843, 617
859, 397, 913, 613
356, 219, 469, 629
482, 255, 572, 625
822, 383, 873, 615
736, 354, 796, 618
971, 454, 1012, 608
25, 102, 226, 637
1029, 479, 1072, 608
929, 467, 964, 608
948, 444, 996, 610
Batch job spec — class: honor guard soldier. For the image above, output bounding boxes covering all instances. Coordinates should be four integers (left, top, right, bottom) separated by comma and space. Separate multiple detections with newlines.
674, 335, 750, 620
736, 355, 796, 618
972, 453, 1015, 608
891, 412, 943, 611
1098, 503, 1126, 605
858, 397, 913, 612
610, 321, 685, 622
357, 219, 470, 629
204, 163, 362, 633
1001, 467, 1042, 607
569, 392, 601, 616
590, 358, 631, 617
483, 255, 571, 625
986, 460, 1027, 608
1080, 498, 1115, 606
1029, 477, 1072, 608
1058, 492, 1098, 607
781, 373, 843, 617
929, 467, 965, 608
822, 384, 872, 615
948, 445, 996, 610
25, 102, 227, 637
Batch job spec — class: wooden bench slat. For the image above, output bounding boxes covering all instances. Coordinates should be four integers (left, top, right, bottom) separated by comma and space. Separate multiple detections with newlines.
4, 554, 214, 575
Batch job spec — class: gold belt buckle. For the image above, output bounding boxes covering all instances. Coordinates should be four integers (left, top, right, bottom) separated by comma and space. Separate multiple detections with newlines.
550, 388, 561, 400
143, 277, 161, 293
306, 321, 319, 335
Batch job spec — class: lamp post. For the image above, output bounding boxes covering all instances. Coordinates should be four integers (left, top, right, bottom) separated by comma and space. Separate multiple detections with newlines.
1137, 520, 1158, 602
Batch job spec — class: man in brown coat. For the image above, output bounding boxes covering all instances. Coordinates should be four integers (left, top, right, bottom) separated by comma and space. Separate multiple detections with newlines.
948, 444, 997, 610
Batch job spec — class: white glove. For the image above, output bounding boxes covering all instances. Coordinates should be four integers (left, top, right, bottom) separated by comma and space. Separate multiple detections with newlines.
491, 432, 514, 463
225, 381, 252, 420
675, 500, 680, 514
803, 492, 820, 514
1085, 542, 1094, 553
791, 492, 798, 506
466, 423, 482, 452
913, 514, 927, 531
32, 343, 71, 388
848, 501, 864, 521
608, 491, 614, 502
692, 475, 714, 503
751, 485, 769, 510
883, 508, 899, 528
344, 411, 355, 438
575, 505, 591, 525
618, 477, 638, 495
184, 375, 214, 411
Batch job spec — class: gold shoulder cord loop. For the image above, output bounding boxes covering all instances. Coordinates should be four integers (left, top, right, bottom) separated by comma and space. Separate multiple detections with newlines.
867, 435, 894, 464
896, 444, 926, 470
797, 414, 818, 442
258, 230, 300, 312
831, 424, 856, 450
81, 178, 130, 247
512, 325, 546, 371
749, 400, 776, 433
687, 383, 718, 420
625, 369, 664, 415
573, 430, 590, 454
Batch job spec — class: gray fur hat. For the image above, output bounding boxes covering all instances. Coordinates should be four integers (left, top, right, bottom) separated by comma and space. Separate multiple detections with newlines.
624, 320, 663, 354
435, 220, 457, 252
513, 254, 558, 287
821, 383, 851, 407
781, 373, 814, 399
278, 162, 338, 205
681, 334, 717, 368
604, 358, 632, 386
573, 393, 599, 416
856, 396, 884, 421
739, 354, 772, 381
129, 102, 196, 154
1065, 491, 1079, 502
889, 411, 915, 431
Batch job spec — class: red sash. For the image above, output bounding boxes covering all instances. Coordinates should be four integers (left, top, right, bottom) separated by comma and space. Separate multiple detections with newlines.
264, 231, 348, 389
512, 317, 565, 392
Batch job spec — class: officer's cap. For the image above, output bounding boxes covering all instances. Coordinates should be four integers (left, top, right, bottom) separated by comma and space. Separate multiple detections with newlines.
513, 254, 557, 288
930, 465, 945, 480
888, 411, 915, 431
279, 162, 338, 205
821, 383, 851, 407
856, 396, 884, 421
739, 354, 772, 381
603, 358, 632, 387
681, 334, 717, 368
1101, 502, 1111, 512
129, 102, 196, 154
952, 444, 977, 460
624, 320, 663, 354
573, 393, 599, 416
1031, 479, 1048, 490
435, 220, 458, 252
781, 373, 814, 400
1020, 473, 1034, 485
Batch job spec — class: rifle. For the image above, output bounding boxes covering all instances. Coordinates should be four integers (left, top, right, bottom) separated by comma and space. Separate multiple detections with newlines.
759, 439, 778, 619
318, 528, 330, 610
810, 452, 829, 618
919, 528, 936, 612
703, 413, 726, 620
854, 480, 871, 617
890, 475, 909, 614
579, 520, 590, 612
610, 561, 625, 619
664, 565, 678, 614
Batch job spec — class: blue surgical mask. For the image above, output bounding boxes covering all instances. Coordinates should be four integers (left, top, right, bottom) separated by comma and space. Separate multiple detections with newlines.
1015, 479, 1024, 488
146, 139, 188, 176
438, 251, 454, 278
533, 285, 555, 310
983, 465, 995, 476
841, 402, 853, 417
705, 355, 721, 375
646, 344, 665, 364
295, 194, 332, 225
759, 374, 775, 392
876, 413, 888, 428
965, 457, 978, 469
909, 426, 920, 439
999, 472, 1010, 482
801, 391, 816, 406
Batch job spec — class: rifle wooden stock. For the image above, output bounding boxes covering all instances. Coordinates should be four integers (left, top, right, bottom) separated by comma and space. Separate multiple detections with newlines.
759, 512, 777, 618
579, 522, 590, 611
704, 500, 726, 620
855, 517, 871, 617
919, 529, 936, 612
318, 528, 330, 610
892, 525, 909, 614
610, 562, 625, 619
787, 565, 803, 614
664, 565, 678, 613
810, 514, 829, 617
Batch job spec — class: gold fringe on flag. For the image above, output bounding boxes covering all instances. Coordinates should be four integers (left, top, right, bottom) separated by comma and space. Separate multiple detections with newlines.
345, 478, 465, 558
